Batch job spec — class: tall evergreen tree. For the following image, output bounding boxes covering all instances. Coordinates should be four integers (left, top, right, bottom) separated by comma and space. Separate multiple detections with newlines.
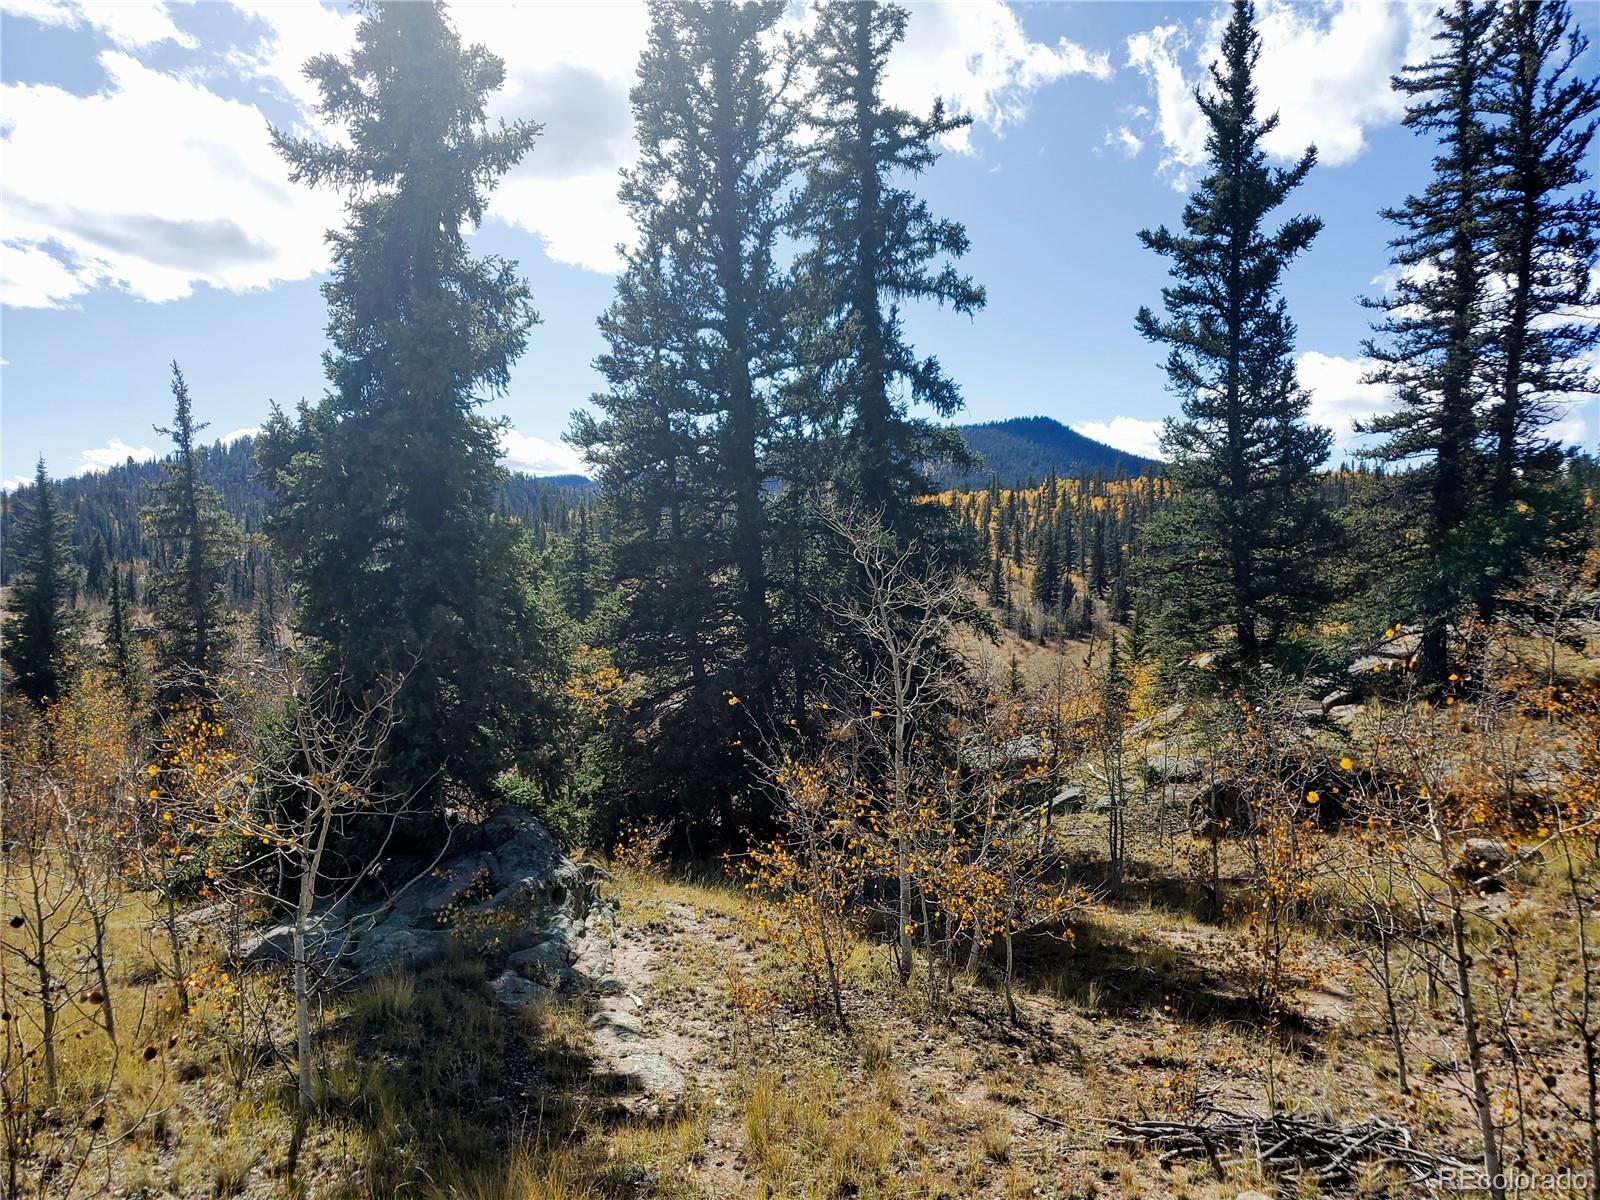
103, 566, 137, 696
987, 546, 1005, 607
260, 1, 566, 804
553, 508, 606, 626
1136, 0, 1333, 669
1481, 0, 1599, 508
1090, 518, 1108, 599
2, 460, 82, 706
1031, 517, 1063, 608
1362, 0, 1497, 681
142, 364, 240, 700
572, 0, 797, 840
792, 0, 984, 550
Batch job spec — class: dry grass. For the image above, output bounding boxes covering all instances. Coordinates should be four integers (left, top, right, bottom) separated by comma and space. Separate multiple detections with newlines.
5, 807, 1595, 1198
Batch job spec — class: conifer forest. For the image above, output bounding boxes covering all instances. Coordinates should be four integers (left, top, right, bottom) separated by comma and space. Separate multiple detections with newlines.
2, 2, 1599, 1197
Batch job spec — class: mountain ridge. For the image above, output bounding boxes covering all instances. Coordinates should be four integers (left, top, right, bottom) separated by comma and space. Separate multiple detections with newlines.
946, 415, 1159, 487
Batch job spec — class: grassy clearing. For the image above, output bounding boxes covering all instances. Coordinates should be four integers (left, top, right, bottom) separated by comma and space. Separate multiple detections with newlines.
4, 824, 1595, 1198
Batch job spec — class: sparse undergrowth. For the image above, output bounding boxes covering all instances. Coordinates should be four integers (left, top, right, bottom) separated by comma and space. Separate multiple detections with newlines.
6, 824, 1596, 1199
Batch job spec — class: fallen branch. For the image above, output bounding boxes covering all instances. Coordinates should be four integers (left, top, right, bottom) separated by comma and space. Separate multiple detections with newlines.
1105, 1107, 1472, 1190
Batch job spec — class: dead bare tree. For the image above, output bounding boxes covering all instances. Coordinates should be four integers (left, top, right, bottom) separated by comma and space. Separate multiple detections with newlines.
1359, 669, 1516, 1200
824, 509, 969, 989
186, 661, 440, 1169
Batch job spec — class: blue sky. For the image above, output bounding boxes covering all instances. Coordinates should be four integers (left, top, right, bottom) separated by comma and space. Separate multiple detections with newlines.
2, 0, 1595, 489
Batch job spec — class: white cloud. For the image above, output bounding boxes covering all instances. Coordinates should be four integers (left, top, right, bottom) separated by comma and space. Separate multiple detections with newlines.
1297, 350, 1389, 459
453, 2, 649, 274
1, 0, 1107, 300
1, 240, 89, 308
1124, 23, 1208, 186
76, 438, 157, 473
225, 0, 357, 113
500, 427, 589, 477
1547, 402, 1596, 452
1298, 350, 1600, 460
1, 52, 343, 305
1071, 416, 1166, 460
217, 426, 261, 447
1, 0, 195, 50
885, 1, 1113, 154
473, 1, 1112, 268
1103, 126, 1143, 158
1126, 1, 1439, 188
492, 172, 635, 276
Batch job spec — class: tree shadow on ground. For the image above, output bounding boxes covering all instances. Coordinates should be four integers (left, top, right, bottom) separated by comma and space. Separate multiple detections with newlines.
1010, 918, 1327, 1053
299, 948, 688, 1198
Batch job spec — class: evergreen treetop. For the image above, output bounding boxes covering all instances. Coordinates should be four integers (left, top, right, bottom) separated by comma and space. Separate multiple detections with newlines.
1136, 0, 1334, 669
2, 459, 83, 707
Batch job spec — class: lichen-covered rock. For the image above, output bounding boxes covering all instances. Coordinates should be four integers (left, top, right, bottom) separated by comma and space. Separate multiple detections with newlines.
243, 806, 589, 978
508, 937, 574, 985
482, 806, 587, 912
489, 970, 549, 1009
351, 920, 452, 974
612, 1048, 683, 1098
1454, 838, 1516, 891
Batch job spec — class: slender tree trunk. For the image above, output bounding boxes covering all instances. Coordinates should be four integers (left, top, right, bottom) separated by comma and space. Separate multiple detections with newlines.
1210, 831, 1222, 921
1003, 930, 1017, 1025
1582, 1027, 1599, 1200
1450, 896, 1503, 1198
1378, 926, 1408, 1095
164, 890, 188, 1014
30, 887, 56, 1103
90, 911, 115, 1043
1436, 800, 1503, 1198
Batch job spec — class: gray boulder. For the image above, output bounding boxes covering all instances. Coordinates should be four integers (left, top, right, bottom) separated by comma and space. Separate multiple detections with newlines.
612, 1048, 684, 1097
589, 1009, 644, 1042
508, 937, 574, 985
351, 920, 452, 974
483, 806, 588, 912
242, 806, 588, 978
489, 970, 550, 1010
1454, 838, 1516, 890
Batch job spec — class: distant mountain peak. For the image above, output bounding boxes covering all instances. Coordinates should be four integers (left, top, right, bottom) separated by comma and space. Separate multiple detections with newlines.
946, 415, 1158, 487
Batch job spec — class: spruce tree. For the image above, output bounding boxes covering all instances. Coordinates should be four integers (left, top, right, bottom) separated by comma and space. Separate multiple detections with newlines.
253, 553, 280, 659
1362, 0, 1497, 681
2, 460, 82, 706
554, 509, 606, 626
1481, 0, 1599, 509
85, 534, 108, 600
1090, 518, 1108, 599
1031, 517, 1063, 608
260, 1, 565, 804
104, 566, 138, 698
572, 0, 797, 839
1137, 0, 1334, 669
142, 364, 240, 701
792, 0, 984, 549
986, 547, 1005, 607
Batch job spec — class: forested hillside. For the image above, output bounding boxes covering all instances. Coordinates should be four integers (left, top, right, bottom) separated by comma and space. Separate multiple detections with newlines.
0, 436, 598, 607
3, 2, 1598, 1199
946, 415, 1159, 486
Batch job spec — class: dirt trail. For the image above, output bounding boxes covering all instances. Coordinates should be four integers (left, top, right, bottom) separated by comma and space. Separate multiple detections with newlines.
580, 892, 763, 1190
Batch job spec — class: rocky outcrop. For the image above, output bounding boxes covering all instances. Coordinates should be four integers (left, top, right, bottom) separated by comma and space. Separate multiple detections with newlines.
240, 805, 601, 977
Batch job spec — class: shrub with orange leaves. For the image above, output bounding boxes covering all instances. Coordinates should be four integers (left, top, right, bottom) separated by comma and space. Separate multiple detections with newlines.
738, 754, 866, 1026
610, 818, 671, 879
